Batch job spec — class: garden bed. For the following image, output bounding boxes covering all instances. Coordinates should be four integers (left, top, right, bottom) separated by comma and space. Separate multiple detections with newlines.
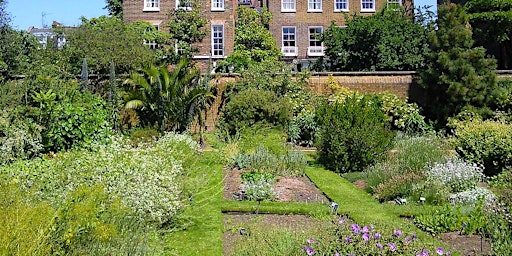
223, 168, 329, 203
222, 213, 330, 256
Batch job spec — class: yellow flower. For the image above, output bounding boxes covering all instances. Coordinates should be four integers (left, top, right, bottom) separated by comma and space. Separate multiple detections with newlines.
12, 178, 18, 184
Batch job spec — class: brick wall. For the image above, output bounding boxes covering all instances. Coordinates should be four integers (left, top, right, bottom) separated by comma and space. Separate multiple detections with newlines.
124, 0, 235, 59
124, 0, 414, 65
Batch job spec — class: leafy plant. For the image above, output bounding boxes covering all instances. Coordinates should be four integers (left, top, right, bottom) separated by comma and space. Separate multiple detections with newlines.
452, 117, 512, 176
241, 172, 278, 202
414, 203, 486, 235
219, 88, 291, 136
124, 58, 212, 132
315, 94, 395, 173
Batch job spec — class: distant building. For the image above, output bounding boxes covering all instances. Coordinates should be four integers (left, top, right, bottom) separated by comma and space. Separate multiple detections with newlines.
124, 0, 414, 65
27, 21, 70, 49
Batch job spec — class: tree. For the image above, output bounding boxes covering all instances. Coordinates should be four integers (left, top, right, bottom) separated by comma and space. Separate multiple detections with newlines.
418, 3, 503, 125
104, 0, 123, 18
465, 0, 512, 69
226, 6, 281, 71
166, 0, 207, 63
323, 7, 432, 71
64, 16, 165, 75
124, 59, 212, 132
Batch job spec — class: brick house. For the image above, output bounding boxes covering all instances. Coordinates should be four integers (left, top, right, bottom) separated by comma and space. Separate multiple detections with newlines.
124, 0, 414, 66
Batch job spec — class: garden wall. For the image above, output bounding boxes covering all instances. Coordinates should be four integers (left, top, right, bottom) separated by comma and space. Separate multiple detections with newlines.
194, 71, 512, 132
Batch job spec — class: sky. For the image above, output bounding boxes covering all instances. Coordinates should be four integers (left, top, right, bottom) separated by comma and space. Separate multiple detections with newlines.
5, 0, 437, 31
5, 0, 108, 30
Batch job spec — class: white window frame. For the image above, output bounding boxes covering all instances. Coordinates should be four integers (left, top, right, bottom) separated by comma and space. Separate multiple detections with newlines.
282, 26, 297, 57
361, 0, 375, 12
308, 0, 322, 12
281, 0, 296, 12
176, 0, 192, 10
143, 0, 160, 11
211, 24, 224, 57
211, 0, 225, 11
334, 0, 349, 12
144, 24, 160, 50
308, 27, 324, 56
387, 0, 402, 9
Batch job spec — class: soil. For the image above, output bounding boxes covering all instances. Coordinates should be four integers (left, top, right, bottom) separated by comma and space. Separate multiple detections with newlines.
440, 231, 491, 256
223, 168, 330, 203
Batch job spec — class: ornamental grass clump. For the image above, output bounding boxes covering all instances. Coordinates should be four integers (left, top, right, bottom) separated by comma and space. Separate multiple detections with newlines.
301, 217, 448, 255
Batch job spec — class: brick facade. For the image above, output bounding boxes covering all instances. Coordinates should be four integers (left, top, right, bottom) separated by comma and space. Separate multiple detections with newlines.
124, 0, 414, 64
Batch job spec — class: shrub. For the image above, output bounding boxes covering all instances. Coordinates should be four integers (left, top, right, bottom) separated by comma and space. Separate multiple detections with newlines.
453, 118, 512, 176
378, 93, 430, 134
40, 91, 111, 151
219, 88, 291, 135
373, 173, 424, 202
287, 109, 317, 147
1, 133, 197, 227
426, 158, 485, 193
0, 181, 160, 256
0, 110, 43, 165
411, 180, 451, 205
315, 94, 395, 173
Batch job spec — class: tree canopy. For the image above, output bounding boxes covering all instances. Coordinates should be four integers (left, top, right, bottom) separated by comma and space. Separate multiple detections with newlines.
64, 16, 164, 74
419, 3, 502, 125
322, 7, 432, 71
465, 0, 512, 69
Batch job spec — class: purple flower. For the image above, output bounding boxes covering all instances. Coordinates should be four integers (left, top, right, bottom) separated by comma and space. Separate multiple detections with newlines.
376, 243, 384, 249
302, 246, 315, 256
417, 249, 429, 256
334, 253, 340, 256
362, 225, 370, 233
307, 238, 315, 244
388, 243, 397, 252
351, 224, 360, 233
344, 236, 352, 244
412, 233, 418, 240
393, 230, 403, 237
374, 233, 382, 239
405, 236, 412, 244
338, 218, 346, 225
446, 251, 451, 255
349, 254, 355, 256
362, 233, 370, 241
436, 247, 445, 255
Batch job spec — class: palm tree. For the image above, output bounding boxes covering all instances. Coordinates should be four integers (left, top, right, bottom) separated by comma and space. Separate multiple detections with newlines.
124, 58, 213, 132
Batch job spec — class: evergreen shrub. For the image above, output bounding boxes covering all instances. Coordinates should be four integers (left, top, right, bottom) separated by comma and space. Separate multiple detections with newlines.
315, 94, 395, 173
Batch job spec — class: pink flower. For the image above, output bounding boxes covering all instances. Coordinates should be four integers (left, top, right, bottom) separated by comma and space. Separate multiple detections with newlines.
307, 238, 315, 244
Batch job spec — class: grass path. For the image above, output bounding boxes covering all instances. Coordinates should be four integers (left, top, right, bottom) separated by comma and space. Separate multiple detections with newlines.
306, 166, 451, 250
165, 152, 225, 256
